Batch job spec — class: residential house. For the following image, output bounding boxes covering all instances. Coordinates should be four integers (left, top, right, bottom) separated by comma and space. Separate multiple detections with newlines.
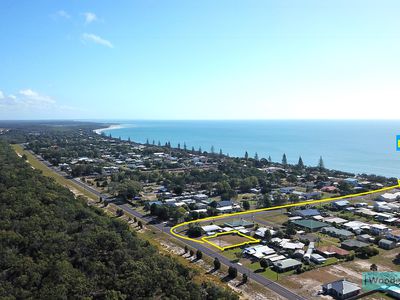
343, 221, 370, 234
243, 245, 275, 260
377, 192, 400, 202
316, 245, 350, 258
292, 219, 329, 232
341, 239, 369, 250
272, 258, 302, 272
224, 219, 254, 228
280, 187, 295, 194
322, 279, 361, 299
344, 178, 359, 186
193, 193, 208, 202
321, 227, 354, 239
332, 200, 350, 210
310, 253, 327, 264
321, 186, 338, 193
271, 238, 305, 250
255, 227, 276, 238
378, 239, 397, 250
357, 234, 374, 243
293, 209, 321, 218
369, 224, 389, 236
201, 225, 222, 234
303, 191, 322, 200
324, 217, 348, 225
386, 229, 400, 242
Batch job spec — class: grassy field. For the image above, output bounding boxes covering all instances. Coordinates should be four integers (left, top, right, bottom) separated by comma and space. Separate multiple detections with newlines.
12, 144, 98, 201
254, 211, 288, 225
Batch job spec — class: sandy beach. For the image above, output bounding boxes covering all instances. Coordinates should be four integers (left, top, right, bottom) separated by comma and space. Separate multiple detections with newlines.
93, 124, 122, 135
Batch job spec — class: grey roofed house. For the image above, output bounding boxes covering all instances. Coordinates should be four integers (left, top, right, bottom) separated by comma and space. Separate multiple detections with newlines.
322, 279, 361, 299
224, 219, 254, 228
378, 238, 396, 250
321, 227, 354, 239
293, 209, 321, 218
272, 258, 302, 272
216, 200, 233, 208
332, 200, 350, 209
341, 239, 369, 250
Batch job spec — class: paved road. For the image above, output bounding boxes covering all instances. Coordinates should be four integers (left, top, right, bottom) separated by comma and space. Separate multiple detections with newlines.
28, 150, 307, 299
63, 181, 307, 299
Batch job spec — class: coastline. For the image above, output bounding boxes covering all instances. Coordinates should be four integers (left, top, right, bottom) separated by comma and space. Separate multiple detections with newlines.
93, 124, 123, 135
98, 120, 400, 178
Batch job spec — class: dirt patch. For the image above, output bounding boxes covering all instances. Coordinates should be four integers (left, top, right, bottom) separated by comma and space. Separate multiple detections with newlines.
205, 233, 254, 248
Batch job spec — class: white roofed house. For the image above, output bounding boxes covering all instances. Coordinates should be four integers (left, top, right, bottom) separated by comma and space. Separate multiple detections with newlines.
243, 245, 275, 260
369, 224, 389, 236
193, 193, 208, 202
201, 225, 222, 234
254, 227, 276, 238
310, 253, 327, 264
271, 238, 305, 250
343, 221, 370, 234
377, 192, 400, 202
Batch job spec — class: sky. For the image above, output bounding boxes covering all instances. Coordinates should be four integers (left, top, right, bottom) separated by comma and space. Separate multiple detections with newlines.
1, 0, 400, 120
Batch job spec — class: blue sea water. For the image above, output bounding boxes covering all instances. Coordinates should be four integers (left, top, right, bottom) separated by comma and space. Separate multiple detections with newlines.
100, 120, 400, 178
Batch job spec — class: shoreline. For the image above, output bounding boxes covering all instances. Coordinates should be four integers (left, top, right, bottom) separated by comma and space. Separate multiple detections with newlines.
93, 124, 123, 135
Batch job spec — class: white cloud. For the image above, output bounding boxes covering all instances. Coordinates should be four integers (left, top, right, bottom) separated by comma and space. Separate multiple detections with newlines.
55, 10, 71, 19
19, 89, 55, 104
0, 90, 4, 99
82, 33, 113, 48
83, 12, 97, 24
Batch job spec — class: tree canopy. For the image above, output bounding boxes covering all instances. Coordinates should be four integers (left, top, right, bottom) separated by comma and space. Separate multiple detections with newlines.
0, 141, 237, 300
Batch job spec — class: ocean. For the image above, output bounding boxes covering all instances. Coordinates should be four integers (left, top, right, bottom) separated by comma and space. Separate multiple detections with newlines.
98, 120, 400, 178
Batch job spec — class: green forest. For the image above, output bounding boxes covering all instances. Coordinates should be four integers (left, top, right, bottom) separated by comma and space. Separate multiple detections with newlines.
0, 141, 237, 300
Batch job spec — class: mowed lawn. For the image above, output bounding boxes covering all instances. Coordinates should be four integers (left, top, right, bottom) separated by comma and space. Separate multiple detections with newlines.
12, 144, 98, 200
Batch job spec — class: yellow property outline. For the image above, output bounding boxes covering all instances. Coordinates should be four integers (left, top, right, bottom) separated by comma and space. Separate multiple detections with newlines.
171, 179, 400, 246
201, 230, 260, 251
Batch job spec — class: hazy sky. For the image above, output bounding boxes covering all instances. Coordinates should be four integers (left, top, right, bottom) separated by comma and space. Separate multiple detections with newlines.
1, 1, 400, 120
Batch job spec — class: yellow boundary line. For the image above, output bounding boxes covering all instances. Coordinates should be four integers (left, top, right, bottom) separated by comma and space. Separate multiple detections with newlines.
201, 230, 260, 251
171, 179, 400, 246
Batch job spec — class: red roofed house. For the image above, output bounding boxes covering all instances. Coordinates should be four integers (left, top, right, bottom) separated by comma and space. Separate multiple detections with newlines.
317, 245, 350, 258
